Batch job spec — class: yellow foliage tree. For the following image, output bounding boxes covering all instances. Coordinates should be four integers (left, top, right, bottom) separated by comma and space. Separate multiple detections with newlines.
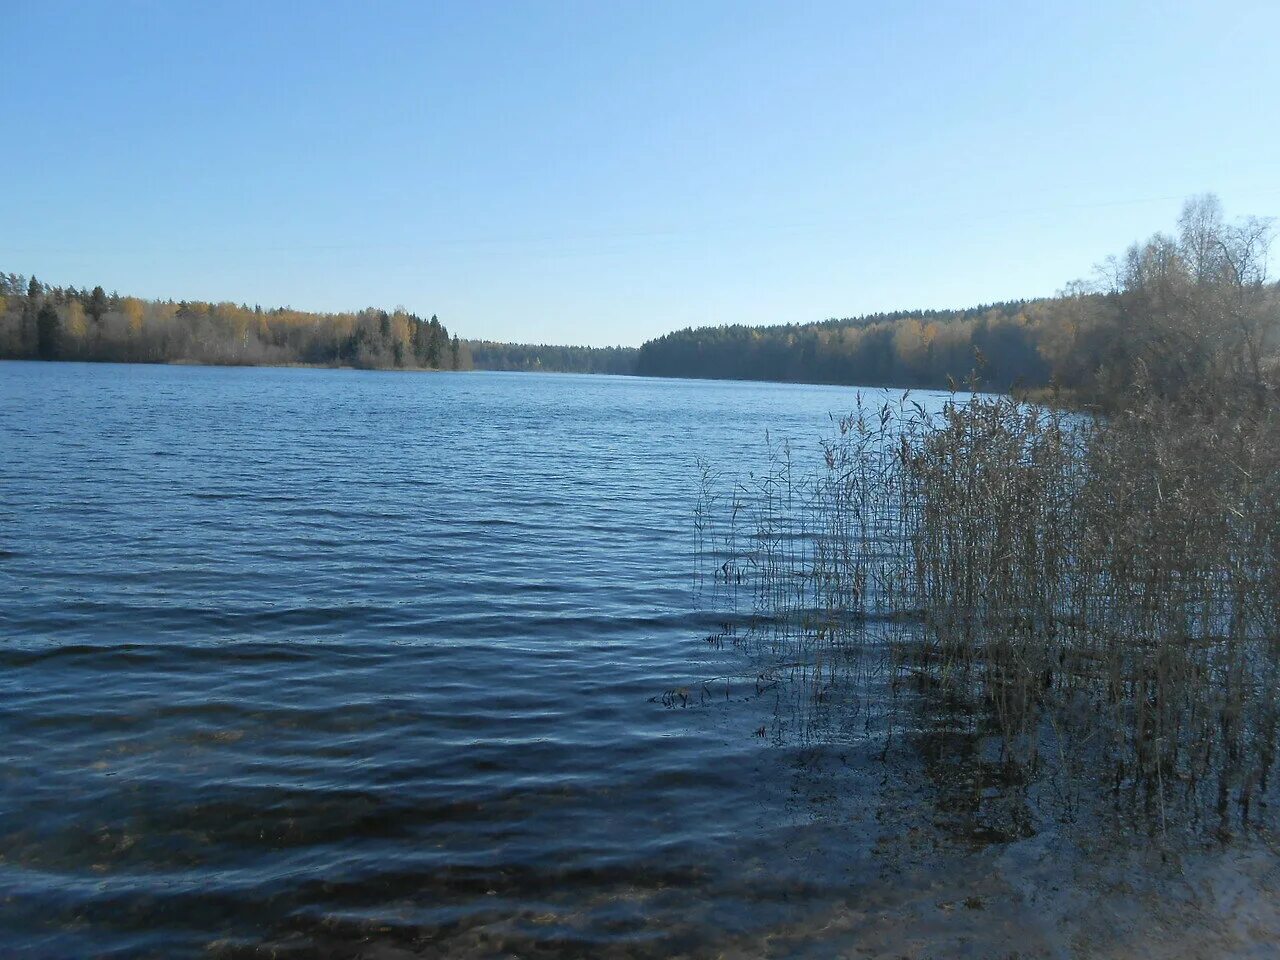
66, 300, 88, 340
122, 297, 144, 335
390, 312, 413, 366
893, 318, 928, 368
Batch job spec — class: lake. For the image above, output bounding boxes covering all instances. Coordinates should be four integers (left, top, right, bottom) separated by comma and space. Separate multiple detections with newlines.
1, 362, 1273, 959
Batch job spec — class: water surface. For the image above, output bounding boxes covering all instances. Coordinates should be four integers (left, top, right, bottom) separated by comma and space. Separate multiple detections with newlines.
1, 362, 1273, 959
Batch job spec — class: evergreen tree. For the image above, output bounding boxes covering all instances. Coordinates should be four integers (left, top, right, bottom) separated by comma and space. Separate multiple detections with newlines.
35, 302, 61, 359
21, 275, 41, 353
426, 316, 445, 367
88, 286, 108, 326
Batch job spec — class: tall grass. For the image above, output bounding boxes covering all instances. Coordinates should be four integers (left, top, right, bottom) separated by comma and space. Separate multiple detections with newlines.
696, 390, 1280, 835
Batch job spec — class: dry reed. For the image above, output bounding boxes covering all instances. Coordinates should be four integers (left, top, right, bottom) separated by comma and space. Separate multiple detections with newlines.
695, 390, 1280, 836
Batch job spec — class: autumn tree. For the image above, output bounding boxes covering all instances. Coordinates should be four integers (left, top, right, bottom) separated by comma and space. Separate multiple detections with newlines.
1091, 194, 1277, 408
65, 300, 88, 344
389, 311, 413, 367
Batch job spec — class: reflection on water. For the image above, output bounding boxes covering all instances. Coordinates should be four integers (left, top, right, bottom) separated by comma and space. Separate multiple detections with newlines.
1, 362, 1275, 958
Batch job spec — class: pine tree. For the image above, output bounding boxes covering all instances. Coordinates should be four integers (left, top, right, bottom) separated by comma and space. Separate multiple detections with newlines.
21, 276, 41, 353
88, 285, 108, 326
36, 302, 61, 359
427, 315, 444, 367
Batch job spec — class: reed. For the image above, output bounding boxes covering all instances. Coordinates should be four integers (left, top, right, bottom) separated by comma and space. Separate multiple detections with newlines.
695, 389, 1280, 835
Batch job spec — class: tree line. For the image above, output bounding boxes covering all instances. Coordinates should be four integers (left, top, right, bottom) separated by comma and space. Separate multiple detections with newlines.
636, 195, 1278, 406
465, 340, 638, 374
4, 196, 1273, 397
636, 301, 1048, 390
0, 277, 472, 371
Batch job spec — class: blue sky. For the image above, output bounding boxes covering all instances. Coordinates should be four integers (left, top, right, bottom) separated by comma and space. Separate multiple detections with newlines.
4, 1, 1278, 346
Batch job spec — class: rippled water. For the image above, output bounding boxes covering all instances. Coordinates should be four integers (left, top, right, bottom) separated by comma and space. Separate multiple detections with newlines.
2, 362, 1275, 959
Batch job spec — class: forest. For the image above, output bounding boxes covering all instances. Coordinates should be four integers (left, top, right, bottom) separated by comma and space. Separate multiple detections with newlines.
636, 301, 1049, 390
466, 340, 638, 374
4, 198, 1275, 398
0, 278, 472, 371
638, 195, 1279, 403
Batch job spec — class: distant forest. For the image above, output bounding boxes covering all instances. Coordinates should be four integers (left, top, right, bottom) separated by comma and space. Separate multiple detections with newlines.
638, 196, 1279, 400
5, 197, 1274, 398
0, 276, 472, 371
636, 302, 1049, 390
466, 340, 637, 374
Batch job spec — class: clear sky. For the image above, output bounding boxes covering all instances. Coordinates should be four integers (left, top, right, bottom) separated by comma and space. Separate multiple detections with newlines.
4, 1, 1278, 347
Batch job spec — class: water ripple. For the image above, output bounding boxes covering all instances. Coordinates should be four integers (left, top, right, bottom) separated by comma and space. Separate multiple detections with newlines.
0, 362, 988, 958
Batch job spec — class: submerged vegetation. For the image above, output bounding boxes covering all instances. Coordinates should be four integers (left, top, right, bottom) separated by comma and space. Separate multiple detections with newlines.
0, 276, 472, 370
696, 197, 1280, 837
